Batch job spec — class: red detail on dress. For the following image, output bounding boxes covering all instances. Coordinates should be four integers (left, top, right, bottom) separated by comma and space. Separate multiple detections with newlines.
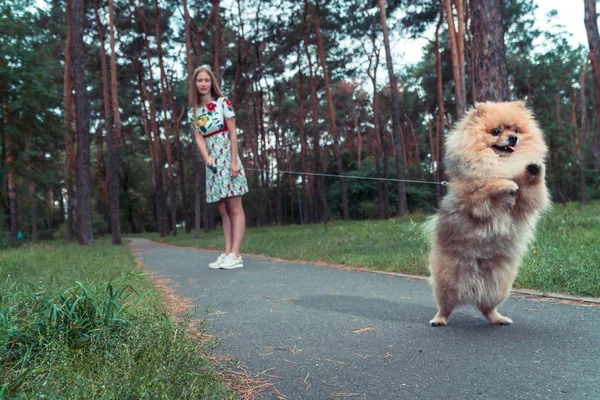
207, 102, 216, 112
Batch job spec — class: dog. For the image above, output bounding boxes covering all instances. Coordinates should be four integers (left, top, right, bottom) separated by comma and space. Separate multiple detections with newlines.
428, 101, 550, 326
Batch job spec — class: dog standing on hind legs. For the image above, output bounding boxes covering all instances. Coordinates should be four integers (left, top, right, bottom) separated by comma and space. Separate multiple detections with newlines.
428, 101, 550, 326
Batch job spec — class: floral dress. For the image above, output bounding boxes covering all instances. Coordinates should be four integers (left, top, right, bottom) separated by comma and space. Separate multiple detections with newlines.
189, 97, 249, 203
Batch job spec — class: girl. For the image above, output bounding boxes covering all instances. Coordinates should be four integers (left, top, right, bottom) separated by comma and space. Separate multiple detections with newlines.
189, 65, 248, 270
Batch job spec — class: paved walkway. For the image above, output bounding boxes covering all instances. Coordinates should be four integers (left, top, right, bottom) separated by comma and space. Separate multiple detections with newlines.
129, 238, 600, 400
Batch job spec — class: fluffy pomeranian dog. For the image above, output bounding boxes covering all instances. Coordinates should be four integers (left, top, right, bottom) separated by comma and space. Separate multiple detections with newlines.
428, 101, 550, 326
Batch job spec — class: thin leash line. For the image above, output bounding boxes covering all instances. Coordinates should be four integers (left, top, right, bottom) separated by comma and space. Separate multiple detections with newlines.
242, 167, 448, 186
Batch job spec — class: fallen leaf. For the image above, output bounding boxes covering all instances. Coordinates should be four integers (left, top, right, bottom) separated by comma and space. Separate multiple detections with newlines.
352, 327, 375, 333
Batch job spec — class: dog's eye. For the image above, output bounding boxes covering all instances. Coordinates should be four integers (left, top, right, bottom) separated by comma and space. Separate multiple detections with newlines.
491, 128, 502, 136
512, 128, 519, 133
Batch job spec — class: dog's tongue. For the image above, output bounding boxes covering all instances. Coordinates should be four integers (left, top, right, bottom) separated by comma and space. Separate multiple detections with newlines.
508, 146, 518, 152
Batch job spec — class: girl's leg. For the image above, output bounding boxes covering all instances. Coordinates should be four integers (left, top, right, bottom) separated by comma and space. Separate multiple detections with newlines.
216, 200, 232, 254
224, 196, 246, 257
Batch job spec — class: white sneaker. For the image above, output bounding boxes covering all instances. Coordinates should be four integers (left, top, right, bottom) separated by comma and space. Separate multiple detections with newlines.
209, 253, 227, 269
220, 254, 243, 270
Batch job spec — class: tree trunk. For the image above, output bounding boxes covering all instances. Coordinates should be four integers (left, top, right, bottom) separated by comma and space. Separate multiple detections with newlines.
3, 95, 17, 240
265, 85, 283, 224
303, 9, 327, 222
25, 136, 38, 240
443, 0, 466, 116
212, 0, 221, 83
308, 0, 349, 220
107, 0, 121, 244
584, 0, 600, 170
64, 0, 76, 241
366, 41, 385, 219
134, 59, 167, 236
435, 6, 446, 204
93, 0, 120, 244
139, 10, 168, 236
256, 88, 272, 224
92, 0, 108, 220
182, 0, 194, 233
354, 110, 362, 166
155, 0, 177, 236
382, 128, 390, 218
405, 114, 423, 178
194, 164, 201, 238
297, 51, 313, 224
470, 0, 511, 102
72, 0, 94, 245
579, 58, 589, 203
454, 0, 467, 108
378, 0, 408, 215
464, 0, 477, 102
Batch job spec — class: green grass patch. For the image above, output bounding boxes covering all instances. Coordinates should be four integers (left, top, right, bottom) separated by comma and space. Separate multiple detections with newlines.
0, 239, 235, 399
140, 202, 600, 298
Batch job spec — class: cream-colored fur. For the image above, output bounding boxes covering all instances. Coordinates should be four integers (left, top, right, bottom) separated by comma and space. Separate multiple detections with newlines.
429, 101, 550, 326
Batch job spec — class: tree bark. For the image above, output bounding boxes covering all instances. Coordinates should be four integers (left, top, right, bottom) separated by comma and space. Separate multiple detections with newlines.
194, 163, 201, 238
303, 8, 327, 222
94, 0, 121, 244
584, 0, 600, 170
297, 49, 313, 224
92, 0, 109, 221
134, 59, 168, 236
579, 58, 589, 203
139, 9, 168, 236
25, 136, 37, 240
64, 0, 76, 241
378, 0, 408, 215
443, 0, 466, 116
107, 0, 121, 244
308, 0, 349, 220
72, 0, 94, 245
366, 38, 385, 219
435, 5, 446, 204
470, 0, 511, 102
212, 0, 221, 83
155, 0, 177, 236
464, 0, 477, 102
182, 0, 194, 233
265, 85, 283, 224
3, 95, 17, 240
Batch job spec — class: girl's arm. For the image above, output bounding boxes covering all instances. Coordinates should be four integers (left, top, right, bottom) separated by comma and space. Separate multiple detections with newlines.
227, 117, 240, 177
193, 130, 213, 166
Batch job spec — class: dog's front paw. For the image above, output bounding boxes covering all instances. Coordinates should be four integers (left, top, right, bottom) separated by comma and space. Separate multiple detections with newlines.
505, 181, 519, 195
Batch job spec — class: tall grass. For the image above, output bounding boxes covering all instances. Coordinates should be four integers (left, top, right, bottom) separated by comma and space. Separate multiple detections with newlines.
0, 240, 235, 399
141, 202, 600, 297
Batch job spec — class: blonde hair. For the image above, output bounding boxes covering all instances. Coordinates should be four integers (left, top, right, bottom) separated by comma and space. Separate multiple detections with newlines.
190, 65, 225, 133
190, 65, 224, 107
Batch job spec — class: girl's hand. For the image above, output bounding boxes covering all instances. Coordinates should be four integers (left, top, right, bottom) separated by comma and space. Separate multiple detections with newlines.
205, 157, 214, 166
230, 162, 240, 178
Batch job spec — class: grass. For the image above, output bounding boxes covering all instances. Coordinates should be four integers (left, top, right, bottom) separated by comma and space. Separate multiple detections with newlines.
0, 239, 235, 399
139, 201, 600, 298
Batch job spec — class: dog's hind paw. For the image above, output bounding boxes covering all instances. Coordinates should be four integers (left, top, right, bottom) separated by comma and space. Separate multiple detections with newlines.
429, 318, 447, 327
490, 315, 513, 325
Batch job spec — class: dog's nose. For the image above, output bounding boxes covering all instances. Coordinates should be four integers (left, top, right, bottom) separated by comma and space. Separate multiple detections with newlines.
508, 135, 518, 146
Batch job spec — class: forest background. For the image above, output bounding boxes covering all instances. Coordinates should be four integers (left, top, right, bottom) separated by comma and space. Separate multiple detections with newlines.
2, 0, 600, 246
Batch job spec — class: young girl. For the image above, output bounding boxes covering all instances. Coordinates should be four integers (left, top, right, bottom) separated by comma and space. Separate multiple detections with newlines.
189, 65, 248, 270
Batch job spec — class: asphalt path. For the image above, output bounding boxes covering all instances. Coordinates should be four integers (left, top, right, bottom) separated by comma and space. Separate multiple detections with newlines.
128, 238, 600, 400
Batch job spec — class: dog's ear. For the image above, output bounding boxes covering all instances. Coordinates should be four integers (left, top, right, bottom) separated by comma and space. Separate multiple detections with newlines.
512, 101, 526, 109
475, 102, 487, 117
